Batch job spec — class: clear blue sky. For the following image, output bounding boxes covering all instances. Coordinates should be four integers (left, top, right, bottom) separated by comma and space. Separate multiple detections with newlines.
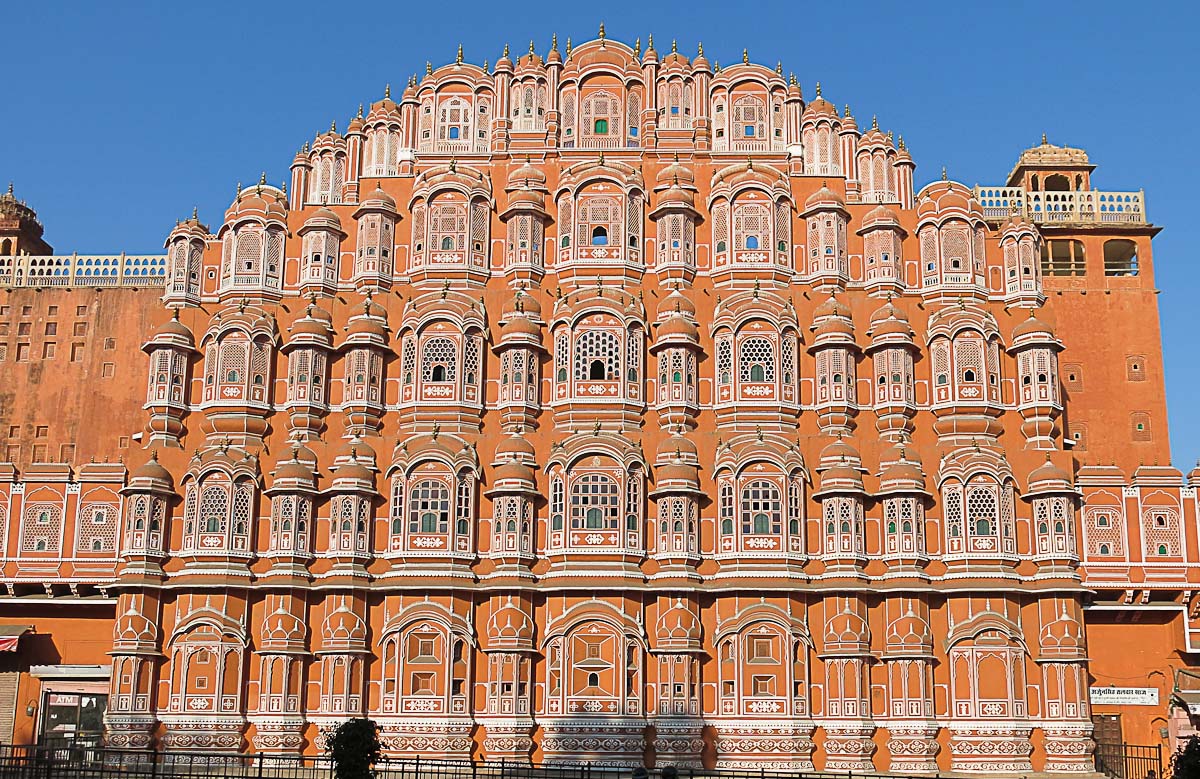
3, 0, 1196, 469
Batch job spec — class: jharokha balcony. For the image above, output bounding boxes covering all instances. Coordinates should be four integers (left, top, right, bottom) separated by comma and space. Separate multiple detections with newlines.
973, 186, 1146, 225
0, 253, 168, 287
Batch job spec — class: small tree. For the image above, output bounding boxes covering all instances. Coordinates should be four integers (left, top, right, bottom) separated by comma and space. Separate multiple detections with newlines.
1172, 735, 1200, 779
326, 718, 381, 779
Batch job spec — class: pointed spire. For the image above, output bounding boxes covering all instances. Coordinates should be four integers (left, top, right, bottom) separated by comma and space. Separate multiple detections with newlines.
671, 39, 677, 54
483, 59, 489, 72
4, 182, 11, 197
742, 48, 749, 64
565, 37, 572, 57
425, 61, 433, 76
551, 33, 558, 52
789, 72, 796, 86
648, 33, 654, 51
528, 39, 535, 56
872, 114, 878, 130
503, 42, 509, 58
598, 21, 606, 44
259, 171, 267, 185
330, 119, 337, 133
775, 61, 782, 74
384, 82, 391, 99
941, 166, 948, 181
698, 42, 704, 57
456, 43, 463, 64
634, 37, 641, 57
898, 135, 906, 151
191, 206, 198, 220
1042, 132, 1048, 144
357, 103, 363, 119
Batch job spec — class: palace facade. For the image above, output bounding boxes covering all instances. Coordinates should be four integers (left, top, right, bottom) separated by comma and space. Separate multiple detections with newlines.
0, 30, 1194, 775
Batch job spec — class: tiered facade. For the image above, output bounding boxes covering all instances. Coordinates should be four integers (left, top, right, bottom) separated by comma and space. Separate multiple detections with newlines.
0, 31, 1191, 774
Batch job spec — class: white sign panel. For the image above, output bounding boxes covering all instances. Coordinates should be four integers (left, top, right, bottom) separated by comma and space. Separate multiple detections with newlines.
1089, 687, 1160, 706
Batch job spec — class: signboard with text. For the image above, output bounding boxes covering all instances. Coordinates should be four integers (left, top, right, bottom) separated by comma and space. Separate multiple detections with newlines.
1089, 687, 1160, 706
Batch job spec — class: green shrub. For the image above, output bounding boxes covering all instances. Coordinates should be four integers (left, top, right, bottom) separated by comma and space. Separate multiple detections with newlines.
326, 718, 381, 779
1172, 735, 1200, 779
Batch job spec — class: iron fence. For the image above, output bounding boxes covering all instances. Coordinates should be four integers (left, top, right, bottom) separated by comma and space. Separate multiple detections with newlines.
1094, 742, 1162, 779
0, 744, 973, 779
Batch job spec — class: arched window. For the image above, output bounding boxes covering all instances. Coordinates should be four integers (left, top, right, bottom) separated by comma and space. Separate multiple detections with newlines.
733, 202, 769, 252
966, 487, 997, 537
741, 480, 782, 535
739, 337, 775, 383
421, 338, 457, 383
429, 202, 467, 254
551, 475, 564, 531
576, 196, 621, 250
719, 481, 734, 536
570, 473, 619, 530
408, 479, 451, 534
573, 330, 620, 382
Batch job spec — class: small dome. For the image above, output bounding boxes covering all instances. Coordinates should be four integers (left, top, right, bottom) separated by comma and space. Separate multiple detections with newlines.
879, 459, 925, 491
114, 609, 158, 644
131, 452, 173, 486
656, 157, 696, 189
1013, 312, 1055, 340
656, 182, 696, 210
658, 287, 697, 318
487, 600, 535, 646
505, 188, 545, 210
886, 611, 933, 652
804, 184, 846, 212
803, 93, 839, 121
879, 440, 922, 469
354, 184, 397, 215
819, 436, 861, 465
502, 291, 542, 319
860, 204, 902, 231
657, 461, 700, 483
149, 312, 196, 350
290, 315, 334, 341
332, 456, 374, 484
916, 179, 982, 222
301, 207, 343, 234
1029, 456, 1072, 489
869, 299, 908, 324
824, 609, 870, 648
496, 433, 537, 461
508, 158, 547, 188
322, 604, 368, 643
657, 314, 700, 341
814, 317, 854, 338
820, 463, 864, 490
347, 315, 388, 339
813, 293, 852, 321
494, 460, 536, 483
261, 607, 306, 644
501, 314, 541, 340
657, 432, 698, 461
333, 436, 377, 466
272, 447, 318, 484
225, 183, 288, 225
656, 599, 701, 645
